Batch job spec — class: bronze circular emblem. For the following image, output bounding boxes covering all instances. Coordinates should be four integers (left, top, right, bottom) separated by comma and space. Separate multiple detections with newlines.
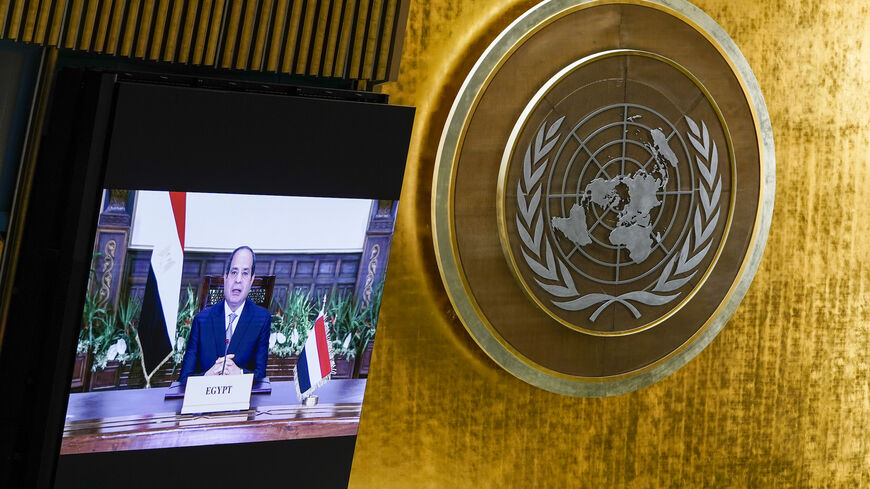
433, 0, 774, 396
497, 49, 735, 336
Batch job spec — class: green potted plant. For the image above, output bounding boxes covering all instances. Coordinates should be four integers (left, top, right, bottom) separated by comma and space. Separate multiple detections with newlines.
72, 290, 106, 391
127, 286, 197, 389
90, 294, 144, 390
326, 292, 365, 379
80, 285, 109, 350
73, 253, 109, 391
267, 289, 314, 380
171, 285, 198, 369
151, 285, 198, 386
114, 294, 143, 388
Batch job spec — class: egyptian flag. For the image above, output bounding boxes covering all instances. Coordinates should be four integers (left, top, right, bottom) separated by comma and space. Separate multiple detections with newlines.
137, 191, 185, 372
294, 307, 334, 401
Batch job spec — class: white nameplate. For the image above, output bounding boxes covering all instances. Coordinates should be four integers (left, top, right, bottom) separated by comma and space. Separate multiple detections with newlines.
181, 374, 254, 414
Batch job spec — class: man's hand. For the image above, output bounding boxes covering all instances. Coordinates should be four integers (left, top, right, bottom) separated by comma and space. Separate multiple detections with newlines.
222, 356, 243, 375
203, 354, 243, 375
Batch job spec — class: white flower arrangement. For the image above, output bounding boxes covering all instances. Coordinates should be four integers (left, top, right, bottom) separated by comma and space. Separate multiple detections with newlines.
269, 332, 287, 349
106, 338, 127, 361
92, 336, 135, 371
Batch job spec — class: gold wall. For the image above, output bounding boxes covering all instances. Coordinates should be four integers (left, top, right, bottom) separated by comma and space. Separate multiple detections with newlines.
350, 0, 870, 487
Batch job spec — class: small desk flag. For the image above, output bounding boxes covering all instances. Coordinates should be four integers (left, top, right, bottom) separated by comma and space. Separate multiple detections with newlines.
294, 305, 334, 401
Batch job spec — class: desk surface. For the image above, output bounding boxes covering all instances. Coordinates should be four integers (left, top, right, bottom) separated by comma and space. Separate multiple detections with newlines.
61, 379, 366, 454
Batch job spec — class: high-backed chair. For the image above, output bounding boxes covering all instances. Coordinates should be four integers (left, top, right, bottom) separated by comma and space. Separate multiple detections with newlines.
198, 275, 276, 312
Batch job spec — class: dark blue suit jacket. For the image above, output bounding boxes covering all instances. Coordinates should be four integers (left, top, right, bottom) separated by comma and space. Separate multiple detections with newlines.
178, 298, 271, 384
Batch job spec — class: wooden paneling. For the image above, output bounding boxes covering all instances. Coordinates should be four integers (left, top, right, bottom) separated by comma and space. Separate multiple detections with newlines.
0, 0, 408, 83
124, 249, 361, 310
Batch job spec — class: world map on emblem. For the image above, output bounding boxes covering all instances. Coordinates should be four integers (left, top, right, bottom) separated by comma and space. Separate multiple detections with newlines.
503, 51, 733, 335
551, 125, 679, 264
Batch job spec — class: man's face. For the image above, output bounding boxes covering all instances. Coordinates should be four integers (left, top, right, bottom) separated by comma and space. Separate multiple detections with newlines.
224, 248, 255, 310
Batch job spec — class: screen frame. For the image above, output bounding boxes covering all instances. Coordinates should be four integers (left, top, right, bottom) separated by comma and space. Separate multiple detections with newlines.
0, 68, 413, 489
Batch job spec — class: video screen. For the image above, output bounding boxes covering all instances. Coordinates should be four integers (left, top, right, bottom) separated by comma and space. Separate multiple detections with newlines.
60, 189, 398, 454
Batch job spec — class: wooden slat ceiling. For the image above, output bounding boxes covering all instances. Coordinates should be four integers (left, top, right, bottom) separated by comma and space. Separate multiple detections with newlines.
0, 0, 408, 83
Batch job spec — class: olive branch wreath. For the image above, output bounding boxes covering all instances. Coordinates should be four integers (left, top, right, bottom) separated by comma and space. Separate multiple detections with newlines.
516, 115, 721, 322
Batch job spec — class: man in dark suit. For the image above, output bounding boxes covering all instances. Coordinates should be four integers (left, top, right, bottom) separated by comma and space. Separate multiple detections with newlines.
179, 246, 270, 384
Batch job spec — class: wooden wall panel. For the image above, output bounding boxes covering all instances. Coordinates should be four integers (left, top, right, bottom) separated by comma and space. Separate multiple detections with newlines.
123, 249, 362, 311
0, 0, 408, 83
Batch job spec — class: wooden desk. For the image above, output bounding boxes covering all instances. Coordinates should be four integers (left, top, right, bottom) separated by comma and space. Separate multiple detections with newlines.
61, 379, 365, 454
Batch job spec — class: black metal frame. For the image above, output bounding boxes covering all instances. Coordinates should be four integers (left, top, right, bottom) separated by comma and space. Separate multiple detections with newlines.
0, 66, 413, 489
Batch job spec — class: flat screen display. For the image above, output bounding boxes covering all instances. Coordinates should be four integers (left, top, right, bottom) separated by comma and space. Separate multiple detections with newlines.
61, 189, 398, 455
0, 70, 414, 488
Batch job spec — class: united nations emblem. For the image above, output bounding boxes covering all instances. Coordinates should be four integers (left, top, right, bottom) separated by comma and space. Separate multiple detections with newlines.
433, 0, 774, 396
499, 50, 732, 336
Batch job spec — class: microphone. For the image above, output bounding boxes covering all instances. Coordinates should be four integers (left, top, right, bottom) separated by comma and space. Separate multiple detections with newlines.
221, 339, 230, 375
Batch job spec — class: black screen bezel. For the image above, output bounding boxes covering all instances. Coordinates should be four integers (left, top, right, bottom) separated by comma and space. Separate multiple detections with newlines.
0, 68, 413, 489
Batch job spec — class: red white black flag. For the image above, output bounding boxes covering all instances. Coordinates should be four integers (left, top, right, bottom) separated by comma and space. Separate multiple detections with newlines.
137, 191, 186, 372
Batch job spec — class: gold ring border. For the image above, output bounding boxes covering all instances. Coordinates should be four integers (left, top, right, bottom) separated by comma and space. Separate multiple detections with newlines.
495, 49, 737, 337
431, 0, 775, 396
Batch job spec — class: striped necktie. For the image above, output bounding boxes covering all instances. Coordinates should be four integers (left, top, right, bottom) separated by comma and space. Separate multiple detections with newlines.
226, 312, 238, 341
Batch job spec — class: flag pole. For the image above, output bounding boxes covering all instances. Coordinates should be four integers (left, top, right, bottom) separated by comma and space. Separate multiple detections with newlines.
298, 294, 329, 406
